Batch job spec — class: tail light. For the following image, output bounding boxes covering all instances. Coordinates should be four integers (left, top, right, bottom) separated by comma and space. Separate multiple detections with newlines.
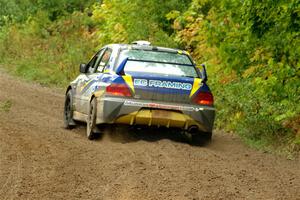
106, 83, 132, 97
193, 91, 214, 106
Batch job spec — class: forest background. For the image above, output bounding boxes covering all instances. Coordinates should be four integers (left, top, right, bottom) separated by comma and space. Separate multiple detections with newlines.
0, 0, 299, 155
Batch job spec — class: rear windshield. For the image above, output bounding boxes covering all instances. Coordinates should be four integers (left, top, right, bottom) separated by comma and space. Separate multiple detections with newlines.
117, 49, 198, 78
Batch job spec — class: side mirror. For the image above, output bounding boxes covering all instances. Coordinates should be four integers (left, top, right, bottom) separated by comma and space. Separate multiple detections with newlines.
79, 63, 87, 73
196, 64, 208, 82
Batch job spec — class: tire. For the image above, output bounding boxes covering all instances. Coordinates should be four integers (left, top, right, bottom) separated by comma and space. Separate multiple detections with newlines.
86, 98, 97, 140
64, 90, 76, 129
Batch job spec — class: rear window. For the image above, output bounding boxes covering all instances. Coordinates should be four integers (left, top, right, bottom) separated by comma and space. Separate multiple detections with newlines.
118, 49, 198, 78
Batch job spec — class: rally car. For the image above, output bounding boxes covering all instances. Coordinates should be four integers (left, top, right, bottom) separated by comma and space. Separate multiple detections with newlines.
64, 41, 215, 143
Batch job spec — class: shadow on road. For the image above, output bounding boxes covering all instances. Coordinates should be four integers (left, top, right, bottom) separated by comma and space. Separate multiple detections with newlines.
67, 123, 211, 147
99, 125, 211, 147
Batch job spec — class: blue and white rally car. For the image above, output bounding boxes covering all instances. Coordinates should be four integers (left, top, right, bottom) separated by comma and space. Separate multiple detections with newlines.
64, 41, 215, 143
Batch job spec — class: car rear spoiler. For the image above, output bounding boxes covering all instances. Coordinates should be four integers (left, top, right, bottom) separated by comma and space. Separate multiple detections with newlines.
116, 58, 208, 82
116, 58, 197, 77
115, 58, 129, 75
199, 64, 208, 82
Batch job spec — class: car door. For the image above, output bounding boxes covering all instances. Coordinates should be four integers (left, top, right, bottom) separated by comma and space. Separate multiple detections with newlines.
96, 48, 113, 74
88, 48, 114, 102
76, 48, 114, 115
74, 49, 105, 114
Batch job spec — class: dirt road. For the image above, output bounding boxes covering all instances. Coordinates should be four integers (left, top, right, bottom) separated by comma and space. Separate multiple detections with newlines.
0, 71, 299, 200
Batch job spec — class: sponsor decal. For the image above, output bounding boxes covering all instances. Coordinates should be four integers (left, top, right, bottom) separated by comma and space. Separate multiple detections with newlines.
124, 100, 205, 112
134, 79, 192, 90
122, 75, 135, 93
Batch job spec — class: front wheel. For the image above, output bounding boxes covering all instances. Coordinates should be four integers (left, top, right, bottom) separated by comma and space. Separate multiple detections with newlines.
86, 98, 98, 140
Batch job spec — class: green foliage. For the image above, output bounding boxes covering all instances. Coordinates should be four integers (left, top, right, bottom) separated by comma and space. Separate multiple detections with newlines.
0, 99, 12, 112
0, 0, 95, 25
0, 0, 192, 85
171, 0, 300, 152
36, 0, 94, 20
0, 0, 298, 153
0, 0, 30, 26
0, 9, 96, 86
91, 0, 191, 47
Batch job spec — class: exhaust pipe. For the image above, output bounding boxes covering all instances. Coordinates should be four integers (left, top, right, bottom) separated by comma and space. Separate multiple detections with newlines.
187, 125, 198, 135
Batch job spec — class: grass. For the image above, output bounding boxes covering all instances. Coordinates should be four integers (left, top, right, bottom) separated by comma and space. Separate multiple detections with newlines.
0, 100, 12, 112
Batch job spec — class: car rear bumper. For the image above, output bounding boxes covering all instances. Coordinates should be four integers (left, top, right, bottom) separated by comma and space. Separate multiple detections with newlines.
96, 97, 215, 132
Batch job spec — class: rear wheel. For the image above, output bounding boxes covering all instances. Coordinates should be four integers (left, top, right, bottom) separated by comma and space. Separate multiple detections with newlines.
64, 90, 76, 129
86, 98, 97, 140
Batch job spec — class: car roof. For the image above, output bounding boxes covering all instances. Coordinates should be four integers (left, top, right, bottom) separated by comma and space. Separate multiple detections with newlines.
106, 43, 186, 55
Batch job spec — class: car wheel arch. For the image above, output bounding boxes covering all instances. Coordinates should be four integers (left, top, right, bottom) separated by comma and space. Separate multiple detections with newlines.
89, 94, 96, 103
65, 85, 74, 95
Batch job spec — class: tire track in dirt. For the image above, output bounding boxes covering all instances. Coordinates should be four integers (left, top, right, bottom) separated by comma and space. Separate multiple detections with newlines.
0, 131, 21, 200
0, 71, 299, 200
